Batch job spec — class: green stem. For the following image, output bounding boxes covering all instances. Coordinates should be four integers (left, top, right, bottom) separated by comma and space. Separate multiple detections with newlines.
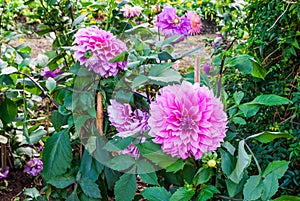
244, 141, 262, 175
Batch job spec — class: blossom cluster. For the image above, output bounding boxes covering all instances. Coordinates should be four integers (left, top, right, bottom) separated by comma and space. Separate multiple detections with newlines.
24, 157, 43, 176
148, 81, 227, 160
108, 99, 149, 158
73, 27, 128, 78
157, 7, 201, 41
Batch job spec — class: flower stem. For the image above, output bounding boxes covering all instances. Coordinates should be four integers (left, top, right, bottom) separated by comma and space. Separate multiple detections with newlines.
244, 141, 262, 175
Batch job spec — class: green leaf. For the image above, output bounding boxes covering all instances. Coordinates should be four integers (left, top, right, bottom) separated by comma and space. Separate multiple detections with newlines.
166, 159, 185, 173
28, 128, 46, 145
47, 175, 75, 189
229, 54, 266, 79
23, 188, 40, 199
66, 191, 80, 201
158, 51, 173, 61
248, 131, 293, 143
137, 141, 178, 168
46, 77, 56, 93
243, 175, 263, 201
103, 136, 133, 152
196, 185, 220, 201
262, 160, 289, 178
148, 63, 181, 85
225, 178, 245, 197
79, 149, 104, 182
106, 154, 136, 171
157, 35, 182, 49
42, 130, 72, 182
220, 148, 236, 176
238, 104, 260, 118
250, 94, 291, 106
0, 98, 18, 123
72, 14, 87, 27
114, 174, 136, 201
262, 172, 279, 200
273, 196, 300, 201
232, 117, 246, 125
51, 110, 68, 131
233, 91, 244, 105
194, 168, 213, 186
132, 75, 149, 89
45, 0, 57, 5
170, 187, 195, 201
109, 51, 129, 63
136, 160, 159, 186
229, 140, 251, 183
1, 67, 17, 75
142, 187, 171, 201
79, 178, 101, 199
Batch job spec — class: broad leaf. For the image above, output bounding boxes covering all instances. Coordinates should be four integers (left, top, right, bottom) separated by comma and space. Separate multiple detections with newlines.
243, 175, 263, 201
72, 14, 87, 27
170, 187, 195, 201
194, 168, 213, 186
229, 140, 251, 183
132, 75, 149, 89
106, 154, 136, 171
42, 130, 72, 182
66, 191, 80, 201
137, 141, 178, 168
262, 172, 278, 200
262, 160, 289, 178
142, 187, 171, 201
233, 91, 244, 105
220, 148, 236, 176
0, 98, 18, 123
238, 104, 260, 118
1, 67, 17, 75
136, 160, 159, 186
79, 149, 104, 182
51, 110, 68, 131
166, 159, 185, 173
225, 178, 246, 197
109, 51, 129, 63
247, 131, 293, 143
196, 185, 220, 201
250, 94, 291, 106
114, 174, 136, 201
232, 117, 246, 125
47, 175, 75, 189
46, 77, 56, 93
273, 196, 300, 201
103, 136, 133, 152
79, 178, 101, 199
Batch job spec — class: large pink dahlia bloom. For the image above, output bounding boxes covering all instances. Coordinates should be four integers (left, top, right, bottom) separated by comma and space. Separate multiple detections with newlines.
148, 81, 227, 160
108, 99, 149, 158
73, 27, 128, 78
186, 11, 201, 35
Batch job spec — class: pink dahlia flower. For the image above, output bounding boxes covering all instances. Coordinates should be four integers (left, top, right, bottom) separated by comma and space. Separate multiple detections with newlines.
186, 11, 201, 35
148, 81, 227, 160
108, 99, 150, 158
73, 27, 128, 78
121, 4, 143, 18
157, 7, 191, 42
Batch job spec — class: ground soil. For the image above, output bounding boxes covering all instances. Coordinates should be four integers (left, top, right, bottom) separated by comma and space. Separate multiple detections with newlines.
0, 169, 42, 201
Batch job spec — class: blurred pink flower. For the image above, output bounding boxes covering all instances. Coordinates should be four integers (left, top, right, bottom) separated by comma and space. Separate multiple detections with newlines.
186, 11, 201, 35
121, 4, 143, 18
157, 7, 190, 42
108, 99, 150, 158
73, 27, 128, 77
148, 81, 227, 160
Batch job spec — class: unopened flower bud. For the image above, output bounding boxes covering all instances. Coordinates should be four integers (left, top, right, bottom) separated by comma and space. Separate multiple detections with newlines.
207, 159, 216, 168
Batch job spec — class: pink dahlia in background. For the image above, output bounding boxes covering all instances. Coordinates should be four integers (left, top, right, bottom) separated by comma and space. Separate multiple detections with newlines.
108, 99, 150, 158
73, 27, 128, 78
121, 4, 143, 18
157, 7, 190, 42
186, 11, 201, 35
148, 81, 227, 160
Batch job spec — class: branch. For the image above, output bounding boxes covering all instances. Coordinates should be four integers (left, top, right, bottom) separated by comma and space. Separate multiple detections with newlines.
267, 2, 291, 32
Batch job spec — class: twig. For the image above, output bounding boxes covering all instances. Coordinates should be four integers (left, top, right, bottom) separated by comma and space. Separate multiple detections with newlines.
262, 47, 280, 65
15, 72, 59, 107
267, 2, 291, 32
216, 195, 242, 201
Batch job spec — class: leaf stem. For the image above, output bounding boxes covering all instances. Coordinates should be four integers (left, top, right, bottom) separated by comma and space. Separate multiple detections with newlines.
244, 141, 262, 175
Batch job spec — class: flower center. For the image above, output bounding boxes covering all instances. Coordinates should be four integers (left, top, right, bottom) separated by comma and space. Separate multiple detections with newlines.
180, 116, 194, 130
173, 18, 179, 25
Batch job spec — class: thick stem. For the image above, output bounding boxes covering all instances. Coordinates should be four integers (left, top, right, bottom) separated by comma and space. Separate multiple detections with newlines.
96, 91, 104, 136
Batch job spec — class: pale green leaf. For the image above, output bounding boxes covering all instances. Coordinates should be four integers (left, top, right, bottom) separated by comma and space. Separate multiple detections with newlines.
273, 195, 300, 201
47, 175, 75, 189
46, 77, 56, 92
1, 67, 17, 75
137, 159, 159, 185
250, 94, 291, 106
243, 175, 263, 201
194, 168, 213, 186
170, 187, 195, 201
233, 91, 244, 105
79, 178, 101, 199
248, 131, 293, 143
106, 154, 136, 171
262, 160, 289, 178
232, 117, 246, 125
262, 172, 279, 200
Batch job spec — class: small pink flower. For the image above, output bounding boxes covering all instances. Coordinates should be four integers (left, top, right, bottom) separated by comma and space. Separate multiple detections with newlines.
148, 81, 227, 160
121, 4, 143, 18
186, 11, 201, 35
73, 27, 128, 78
108, 99, 150, 158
